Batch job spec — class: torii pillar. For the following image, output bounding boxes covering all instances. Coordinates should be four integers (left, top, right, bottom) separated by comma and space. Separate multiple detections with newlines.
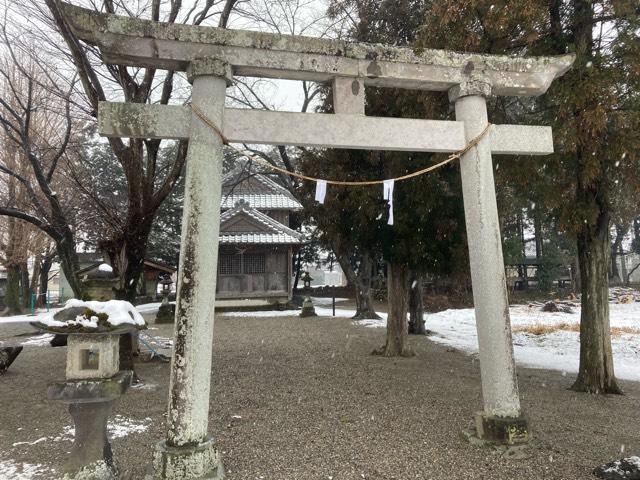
152, 58, 230, 480
450, 79, 527, 443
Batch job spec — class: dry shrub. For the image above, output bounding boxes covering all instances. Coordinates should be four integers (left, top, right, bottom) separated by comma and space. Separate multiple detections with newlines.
513, 323, 640, 337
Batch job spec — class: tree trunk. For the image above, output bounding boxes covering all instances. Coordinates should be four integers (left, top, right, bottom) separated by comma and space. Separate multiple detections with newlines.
610, 225, 625, 284
533, 210, 543, 259
374, 262, 413, 357
30, 255, 42, 307
571, 188, 621, 394
336, 250, 380, 319
408, 269, 426, 335
39, 255, 53, 306
112, 216, 154, 302
572, 255, 581, 292
57, 240, 84, 299
292, 252, 302, 291
517, 209, 526, 259
5, 264, 22, 315
19, 262, 30, 310
619, 243, 628, 285
568, 0, 620, 394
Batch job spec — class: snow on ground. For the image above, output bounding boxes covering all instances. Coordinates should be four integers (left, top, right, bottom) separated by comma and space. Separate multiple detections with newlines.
0, 459, 48, 480
10, 415, 151, 446
135, 302, 162, 314
3, 416, 150, 479
353, 303, 640, 382
219, 298, 640, 383
2, 297, 638, 381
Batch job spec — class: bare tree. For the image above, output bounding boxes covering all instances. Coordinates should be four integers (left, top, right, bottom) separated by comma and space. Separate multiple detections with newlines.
26, 0, 242, 301
0, 38, 84, 299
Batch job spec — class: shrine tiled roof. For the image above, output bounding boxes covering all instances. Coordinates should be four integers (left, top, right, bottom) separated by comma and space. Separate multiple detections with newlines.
219, 232, 302, 244
220, 193, 302, 210
221, 165, 302, 211
219, 201, 304, 245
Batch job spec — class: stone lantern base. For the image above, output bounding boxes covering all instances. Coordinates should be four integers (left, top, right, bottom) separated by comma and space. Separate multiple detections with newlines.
48, 371, 133, 479
299, 297, 317, 317
155, 303, 176, 324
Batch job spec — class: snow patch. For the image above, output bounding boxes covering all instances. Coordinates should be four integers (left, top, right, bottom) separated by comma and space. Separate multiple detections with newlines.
12, 437, 48, 447
55, 415, 150, 441
353, 303, 640, 382
0, 459, 48, 479
18, 334, 54, 347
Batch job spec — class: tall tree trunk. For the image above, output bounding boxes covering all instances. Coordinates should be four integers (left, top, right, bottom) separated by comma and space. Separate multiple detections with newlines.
30, 255, 42, 307
19, 262, 30, 310
571, 182, 621, 394
336, 250, 379, 319
568, 0, 621, 395
57, 240, 84, 299
533, 209, 543, 259
292, 252, 302, 291
112, 216, 154, 302
5, 264, 22, 315
408, 269, 426, 335
619, 243, 628, 286
610, 225, 625, 284
517, 209, 526, 259
572, 255, 581, 292
572, 223, 621, 393
374, 262, 413, 357
39, 255, 53, 306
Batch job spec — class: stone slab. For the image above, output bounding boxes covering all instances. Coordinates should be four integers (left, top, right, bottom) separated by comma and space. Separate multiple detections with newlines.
48, 370, 133, 404
98, 102, 554, 155
60, 3, 574, 96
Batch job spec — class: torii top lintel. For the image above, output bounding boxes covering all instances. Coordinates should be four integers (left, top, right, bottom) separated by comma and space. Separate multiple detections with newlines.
60, 3, 573, 97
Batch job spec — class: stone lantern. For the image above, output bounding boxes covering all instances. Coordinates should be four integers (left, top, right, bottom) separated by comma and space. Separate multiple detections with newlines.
34, 301, 145, 479
301, 271, 314, 289
155, 274, 176, 324
299, 296, 317, 317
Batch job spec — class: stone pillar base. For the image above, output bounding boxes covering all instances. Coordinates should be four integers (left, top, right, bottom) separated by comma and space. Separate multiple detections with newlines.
155, 303, 176, 324
153, 436, 224, 480
475, 412, 529, 445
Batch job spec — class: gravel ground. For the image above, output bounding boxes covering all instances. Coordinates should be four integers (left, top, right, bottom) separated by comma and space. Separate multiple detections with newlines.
0, 314, 639, 480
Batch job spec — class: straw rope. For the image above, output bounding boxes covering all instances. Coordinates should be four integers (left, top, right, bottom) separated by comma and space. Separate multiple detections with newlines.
190, 103, 491, 186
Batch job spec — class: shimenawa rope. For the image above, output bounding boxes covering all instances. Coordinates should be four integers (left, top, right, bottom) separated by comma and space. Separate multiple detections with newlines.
190, 103, 491, 186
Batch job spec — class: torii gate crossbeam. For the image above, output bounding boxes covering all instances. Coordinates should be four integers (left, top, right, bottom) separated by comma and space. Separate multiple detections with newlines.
59, 4, 573, 479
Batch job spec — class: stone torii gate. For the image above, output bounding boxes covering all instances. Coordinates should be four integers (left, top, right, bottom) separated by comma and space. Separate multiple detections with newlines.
60, 4, 573, 479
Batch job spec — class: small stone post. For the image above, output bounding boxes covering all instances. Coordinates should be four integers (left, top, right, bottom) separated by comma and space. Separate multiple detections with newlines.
153, 58, 230, 480
450, 79, 528, 444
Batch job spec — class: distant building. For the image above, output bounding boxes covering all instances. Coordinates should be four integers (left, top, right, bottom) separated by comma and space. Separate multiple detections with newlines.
55, 252, 176, 301
217, 165, 303, 305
